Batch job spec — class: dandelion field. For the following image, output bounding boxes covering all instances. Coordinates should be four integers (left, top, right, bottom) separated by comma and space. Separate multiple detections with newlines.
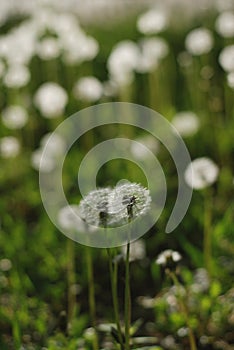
0, 1, 234, 349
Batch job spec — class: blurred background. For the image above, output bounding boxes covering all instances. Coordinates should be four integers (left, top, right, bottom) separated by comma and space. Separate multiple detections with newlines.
0, 0, 234, 349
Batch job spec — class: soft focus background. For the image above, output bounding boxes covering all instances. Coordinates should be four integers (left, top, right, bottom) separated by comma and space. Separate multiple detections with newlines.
0, 0, 234, 349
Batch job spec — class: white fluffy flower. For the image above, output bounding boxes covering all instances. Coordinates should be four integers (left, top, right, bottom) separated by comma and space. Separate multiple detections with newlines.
4, 65, 30, 88
227, 72, 234, 88
57, 205, 97, 233
31, 148, 55, 172
0, 136, 20, 158
130, 135, 159, 160
184, 157, 219, 190
185, 28, 214, 56
107, 40, 140, 86
73, 76, 103, 102
36, 37, 61, 60
2, 105, 28, 129
156, 249, 182, 266
108, 182, 151, 224
79, 188, 112, 227
171, 111, 200, 137
137, 9, 167, 35
31, 133, 66, 172
121, 239, 146, 262
137, 37, 169, 73
215, 12, 234, 38
219, 45, 234, 72
34, 82, 68, 118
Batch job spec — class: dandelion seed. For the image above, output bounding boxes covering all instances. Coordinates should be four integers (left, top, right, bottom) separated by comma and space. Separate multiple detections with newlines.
31, 149, 55, 173
2, 105, 28, 130
219, 45, 234, 72
185, 28, 214, 56
137, 8, 168, 35
0, 136, 20, 158
184, 157, 219, 190
171, 111, 200, 137
0, 258, 12, 271
215, 11, 234, 38
73, 76, 103, 102
34, 82, 68, 118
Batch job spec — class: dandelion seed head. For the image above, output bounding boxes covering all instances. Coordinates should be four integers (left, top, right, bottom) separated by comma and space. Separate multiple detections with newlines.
137, 37, 169, 73
185, 27, 214, 56
31, 149, 55, 172
36, 37, 61, 60
130, 135, 159, 160
215, 11, 234, 38
73, 76, 103, 102
108, 183, 151, 224
57, 205, 97, 233
0, 136, 20, 158
184, 157, 219, 189
4, 64, 30, 88
219, 45, 234, 72
137, 9, 168, 35
121, 239, 146, 262
2, 105, 28, 129
156, 249, 182, 266
227, 71, 234, 88
34, 82, 68, 118
172, 111, 200, 137
107, 40, 140, 86
79, 188, 112, 227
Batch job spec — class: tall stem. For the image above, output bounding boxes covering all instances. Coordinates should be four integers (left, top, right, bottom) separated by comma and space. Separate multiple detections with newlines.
203, 189, 212, 275
124, 241, 131, 350
107, 248, 124, 350
86, 247, 99, 350
67, 239, 76, 329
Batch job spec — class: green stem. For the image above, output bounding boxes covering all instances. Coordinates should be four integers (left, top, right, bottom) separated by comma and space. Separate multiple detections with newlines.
203, 189, 213, 276
170, 272, 197, 350
107, 248, 124, 350
67, 239, 76, 329
124, 241, 131, 350
86, 247, 99, 350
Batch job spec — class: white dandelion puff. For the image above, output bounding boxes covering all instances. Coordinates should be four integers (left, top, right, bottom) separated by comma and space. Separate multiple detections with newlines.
171, 111, 200, 137
185, 28, 214, 56
156, 249, 182, 267
121, 239, 146, 262
0, 136, 20, 158
219, 45, 234, 72
73, 76, 103, 102
215, 12, 234, 38
34, 82, 68, 118
3, 64, 30, 88
137, 9, 168, 35
108, 182, 151, 224
184, 157, 219, 190
1, 105, 28, 129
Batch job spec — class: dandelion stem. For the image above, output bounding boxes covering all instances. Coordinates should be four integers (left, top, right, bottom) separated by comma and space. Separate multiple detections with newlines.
203, 189, 213, 276
67, 239, 76, 329
124, 240, 131, 350
86, 246, 99, 350
107, 248, 124, 350
170, 272, 197, 350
